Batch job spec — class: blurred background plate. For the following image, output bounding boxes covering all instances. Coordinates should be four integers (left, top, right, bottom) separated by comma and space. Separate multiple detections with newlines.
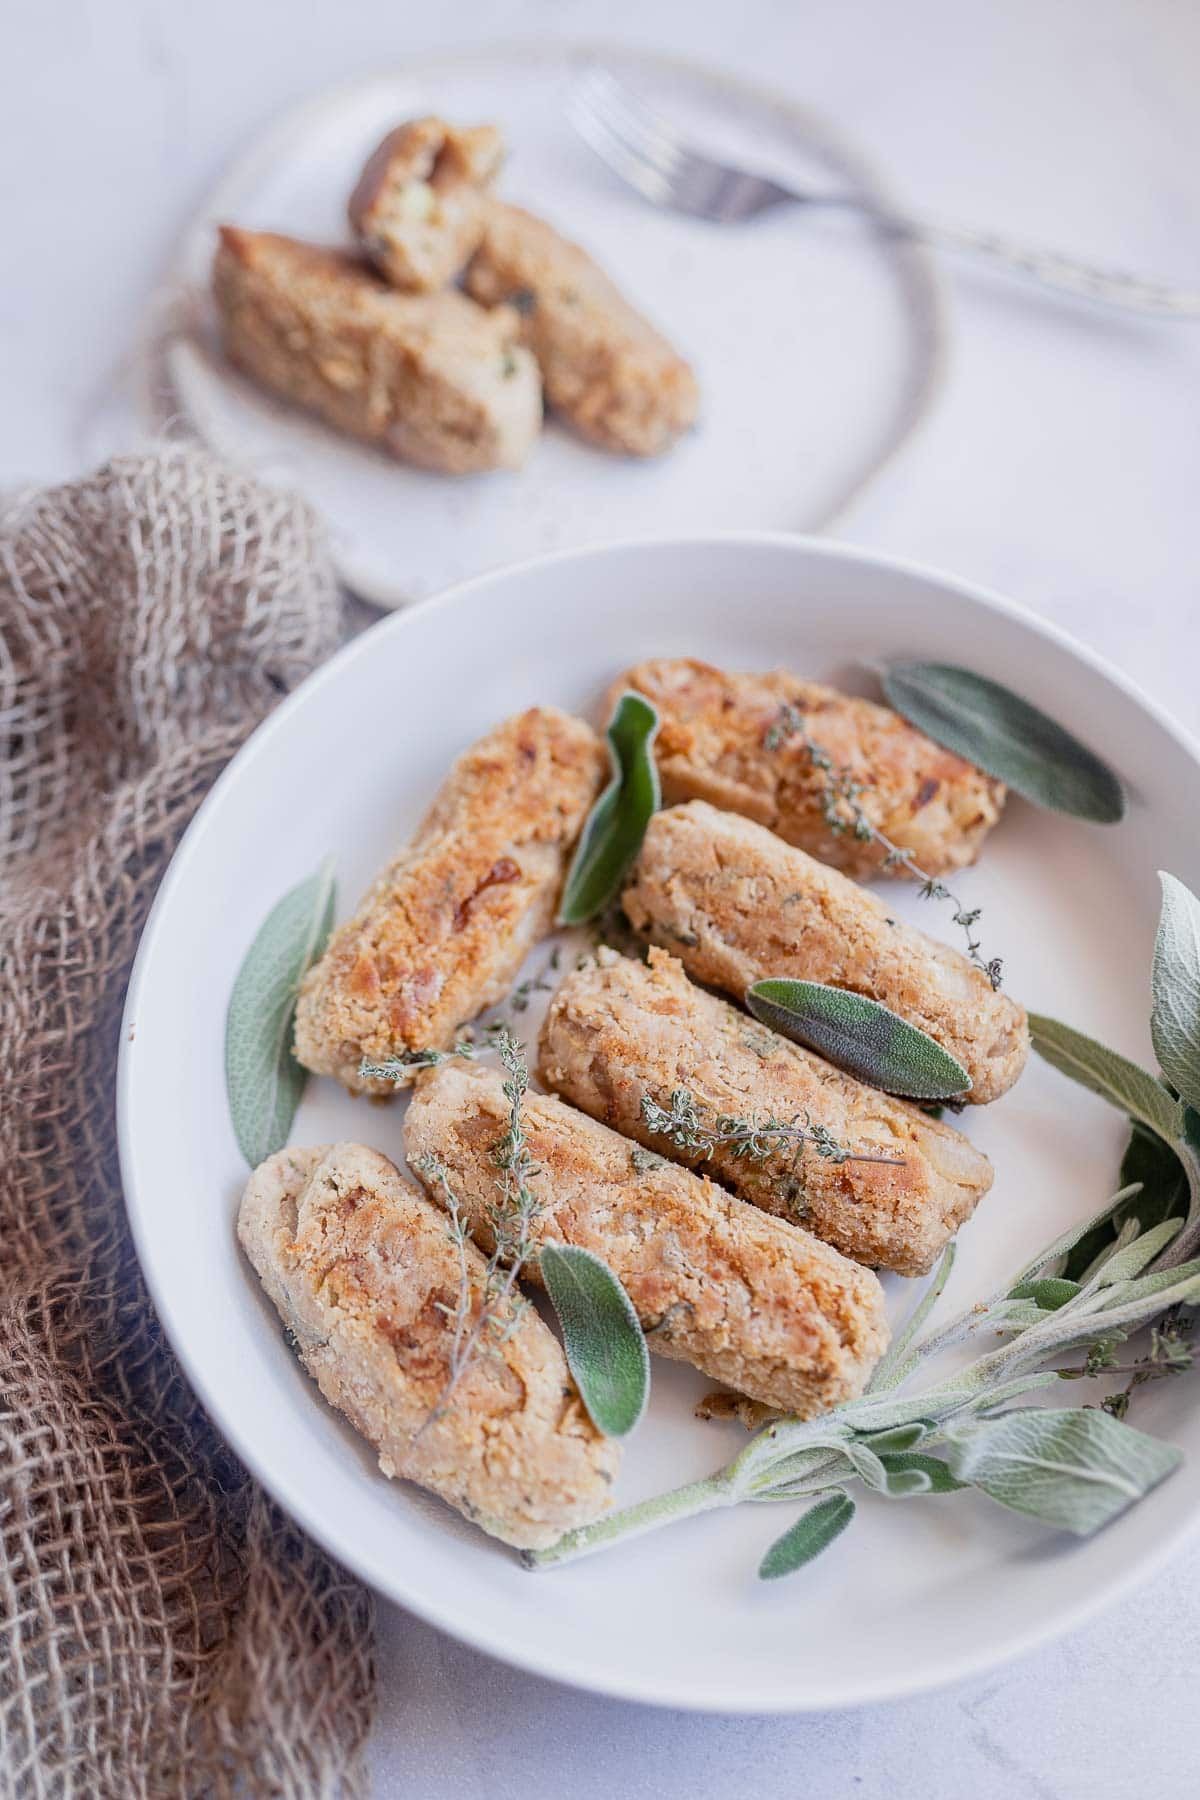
140, 42, 947, 606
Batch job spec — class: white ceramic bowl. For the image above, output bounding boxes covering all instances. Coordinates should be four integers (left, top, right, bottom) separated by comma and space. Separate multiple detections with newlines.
118, 534, 1200, 1711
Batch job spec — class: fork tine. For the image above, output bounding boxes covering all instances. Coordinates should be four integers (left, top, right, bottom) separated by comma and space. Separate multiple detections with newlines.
577, 67, 688, 176
568, 92, 678, 207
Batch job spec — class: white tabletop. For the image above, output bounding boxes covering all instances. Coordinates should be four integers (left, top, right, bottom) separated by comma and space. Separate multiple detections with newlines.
5, 0, 1199, 1792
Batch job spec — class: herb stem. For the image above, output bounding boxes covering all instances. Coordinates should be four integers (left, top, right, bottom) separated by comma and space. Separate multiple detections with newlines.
522, 1471, 737, 1570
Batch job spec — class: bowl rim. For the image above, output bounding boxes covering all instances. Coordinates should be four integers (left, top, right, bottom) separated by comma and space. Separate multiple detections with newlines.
117, 528, 1200, 1711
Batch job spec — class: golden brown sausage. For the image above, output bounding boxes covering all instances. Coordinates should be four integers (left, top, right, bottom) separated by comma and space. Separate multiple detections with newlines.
294, 708, 603, 1092
238, 1143, 618, 1550
405, 1061, 889, 1416
609, 659, 1005, 878
624, 801, 1027, 1103
465, 202, 699, 457
540, 948, 994, 1277
350, 116, 504, 292
212, 227, 541, 473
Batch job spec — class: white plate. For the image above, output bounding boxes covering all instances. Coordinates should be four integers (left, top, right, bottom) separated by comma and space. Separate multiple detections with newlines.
118, 534, 1200, 1711
141, 44, 946, 606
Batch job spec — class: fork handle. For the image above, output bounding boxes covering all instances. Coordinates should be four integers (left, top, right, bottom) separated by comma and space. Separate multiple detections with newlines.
846, 203, 1200, 317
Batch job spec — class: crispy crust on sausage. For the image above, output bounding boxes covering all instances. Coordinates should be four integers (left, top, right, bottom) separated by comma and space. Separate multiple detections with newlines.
540, 948, 994, 1277
609, 659, 1005, 877
624, 801, 1028, 1103
405, 1063, 890, 1416
294, 708, 604, 1092
237, 1143, 617, 1549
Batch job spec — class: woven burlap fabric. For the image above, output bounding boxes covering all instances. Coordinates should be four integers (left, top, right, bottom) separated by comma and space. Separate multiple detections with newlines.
0, 448, 376, 1797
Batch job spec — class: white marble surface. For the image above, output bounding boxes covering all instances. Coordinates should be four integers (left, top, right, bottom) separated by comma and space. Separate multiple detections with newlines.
4, 0, 1199, 1792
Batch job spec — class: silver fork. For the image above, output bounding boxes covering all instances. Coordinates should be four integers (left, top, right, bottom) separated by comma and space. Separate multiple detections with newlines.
570, 67, 1200, 319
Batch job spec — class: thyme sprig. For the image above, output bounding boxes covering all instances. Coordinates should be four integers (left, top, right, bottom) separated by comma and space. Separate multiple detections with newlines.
640, 1087, 906, 1169
763, 703, 1002, 990
411, 1030, 541, 1432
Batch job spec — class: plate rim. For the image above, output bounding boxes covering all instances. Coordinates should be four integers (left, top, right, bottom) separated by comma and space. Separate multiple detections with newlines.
137, 38, 950, 608
117, 528, 1200, 1712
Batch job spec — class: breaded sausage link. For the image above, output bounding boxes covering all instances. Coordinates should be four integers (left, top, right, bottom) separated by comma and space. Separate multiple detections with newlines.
238, 1143, 618, 1550
540, 949, 994, 1277
466, 202, 699, 457
624, 802, 1028, 1104
609, 659, 1005, 878
294, 707, 604, 1092
405, 1062, 890, 1417
350, 116, 504, 292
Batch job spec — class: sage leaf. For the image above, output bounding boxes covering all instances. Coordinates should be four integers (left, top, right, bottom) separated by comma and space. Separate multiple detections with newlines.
746, 979, 971, 1100
941, 1407, 1182, 1534
558, 693, 660, 925
225, 856, 336, 1168
881, 661, 1126, 823
1028, 1013, 1182, 1142
878, 1450, 967, 1494
539, 1243, 649, 1438
1151, 873, 1200, 1113
758, 1492, 855, 1580
1006, 1278, 1081, 1311
1063, 1125, 1187, 1280
857, 1420, 931, 1454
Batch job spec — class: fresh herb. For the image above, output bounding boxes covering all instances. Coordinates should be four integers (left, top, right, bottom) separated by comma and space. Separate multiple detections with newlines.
759, 1493, 855, 1579
1029, 874, 1200, 1269
411, 1029, 541, 1432
746, 979, 971, 1101
225, 856, 336, 1167
639, 1088, 905, 1168
540, 1244, 650, 1438
762, 705, 1002, 989
558, 693, 660, 925
524, 1192, 1200, 1573
880, 661, 1126, 824
360, 1040, 482, 1080
1151, 872, 1200, 1113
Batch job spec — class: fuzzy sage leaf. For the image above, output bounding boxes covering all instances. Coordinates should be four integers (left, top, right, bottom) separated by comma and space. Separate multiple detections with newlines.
558, 693, 660, 925
1151, 873, 1200, 1114
881, 661, 1126, 823
746, 979, 971, 1100
539, 1243, 649, 1438
758, 1492, 856, 1580
1028, 1013, 1182, 1143
940, 1407, 1182, 1533
225, 856, 336, 1167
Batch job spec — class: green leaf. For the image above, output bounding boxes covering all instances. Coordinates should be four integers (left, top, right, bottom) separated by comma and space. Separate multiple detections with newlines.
867, 1245, 956, 1392
758, 1493, 856, 1580
745, 979, 971, 1100
225, 856, 336, 1168
539, 1243, 649, 1438
877, 1450, 967, 1494
1062, 1126, 1187, 1280
558, 693, 660, 925
1151, 873, 1200, 1113
1006, 1278, 1082, 1311
941, 1407, 1182, 1535
1028, 1013, 1182, 1142
880, 661, 1126, 823
857, 1420, 932, 1454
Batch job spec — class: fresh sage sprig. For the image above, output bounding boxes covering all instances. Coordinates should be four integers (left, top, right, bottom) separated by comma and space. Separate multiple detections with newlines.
558, 693, 660, 925
540, 1243, 650, 1438
880, 661, 1126, 823
746, 979, 971, 1101
1030, 869, 1200, 1269
225, 855, 336, 1167
524, 1191, 1200, 1575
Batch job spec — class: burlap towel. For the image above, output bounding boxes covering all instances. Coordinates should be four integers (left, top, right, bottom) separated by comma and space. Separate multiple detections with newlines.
0, 448, 376, 1797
